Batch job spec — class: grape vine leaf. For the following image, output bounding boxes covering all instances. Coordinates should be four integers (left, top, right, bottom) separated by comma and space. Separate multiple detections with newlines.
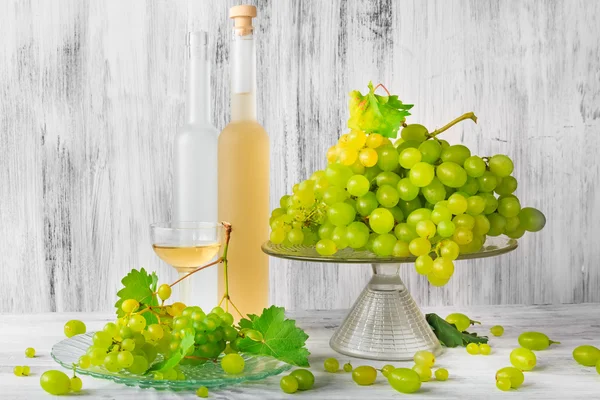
237, 306, 310, 367
147, 332, 194, 373
426, 313, 488, 347
348, 81, 413, 139
114, 268, 159, 325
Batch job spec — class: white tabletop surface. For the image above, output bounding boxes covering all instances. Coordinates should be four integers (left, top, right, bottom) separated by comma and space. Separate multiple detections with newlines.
1, 304, 599, 399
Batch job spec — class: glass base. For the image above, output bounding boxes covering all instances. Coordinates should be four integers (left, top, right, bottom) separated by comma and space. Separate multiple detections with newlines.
329, 264, 442, 361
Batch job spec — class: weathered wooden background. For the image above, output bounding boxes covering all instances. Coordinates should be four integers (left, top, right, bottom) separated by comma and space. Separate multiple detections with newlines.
1, 0, 598, 312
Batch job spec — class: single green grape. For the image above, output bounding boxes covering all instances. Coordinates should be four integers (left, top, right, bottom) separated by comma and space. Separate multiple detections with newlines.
40, 370, 71, 395
397, 178, 420, 201
64, 320, 87, 338
157, 284, 172, 301
436, 162, 468, 188
416, 220, 437, 238
466, 195, 486, 216
518, 207, 546, 232
510, 347, 537, 371
497, 196, 521, 218
431, 257, 454, 280
325, 164, 353, 187
287, 228, 305, 245
121, 298, 140, 313
434, 368, 449, 381
316, 239, 337, 256
409, 162, 435, 187
280, 375, 299, 394
436, 220, 456, 238
381, 364, 395, 377
439, 240, 460, 260
418, 140, 442, 164
445, 313, 480, 332
415, 255, 434, 275
104, 352, 121, 373
372, 233, 400, 256
495, 175, 518, 195
490, 325, 504, 336
412, 364, 432, 382
117, 351, 134, 368
92, 331, 113, 349
375, 171, 401, 187
196, 386, 209, 398
14, 366, 23, 376
401, 124, 428, 143
25, 347, 35, 358
127, 355, 149, 375
343, 362, 353, 372
346, 175, 370, 197
477, 171, 498, 192
489, 154, 514, 177
377, 145, 400, 171
480, 343, 492, 355
496, 367, 524, 388
466, 343, 480, 355
399, 148, 422, 169
22, 366, 31, 376
70, 376, 83, 392
324, 357, 339, 373
440, 145, 471, 166
413, 350, 435, 367
496, 378, 511, 391
427, 274, 450, 287
376, 185, 400, 208
352, 365, 377, 386
421, 178, 447, 204
387, 368, 421, 394
290, 369, 315, 390
78, 355, 91, 369
221, 353, 245, 375
346, 222, 370, 249
128, 314, 147, 332
463, 156, 486, 177
518, 332, 560, 351
393, 240, 411, 257
573, 345, 600, 367
369, 208, 395, 234
447, 193, 468, 215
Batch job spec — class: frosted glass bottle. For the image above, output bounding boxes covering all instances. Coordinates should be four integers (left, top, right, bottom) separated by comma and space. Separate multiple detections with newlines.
173, 31, 218, 310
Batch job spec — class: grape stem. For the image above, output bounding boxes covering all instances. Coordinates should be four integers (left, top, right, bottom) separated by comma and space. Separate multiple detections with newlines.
428, 112, 478, 138
169, 257, 224, 288
373, 83, 391, 97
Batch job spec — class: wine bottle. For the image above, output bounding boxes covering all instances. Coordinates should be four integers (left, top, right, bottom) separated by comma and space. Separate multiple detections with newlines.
218, 5, 270, 317
173, 31, 218, 309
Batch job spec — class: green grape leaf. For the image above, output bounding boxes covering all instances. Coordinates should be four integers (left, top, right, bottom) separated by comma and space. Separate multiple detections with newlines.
146, 332, 195, 373
114, 268, 159, 325
237, 306, 310, 367
348, 81, 413, 139
425, 313, 488, 347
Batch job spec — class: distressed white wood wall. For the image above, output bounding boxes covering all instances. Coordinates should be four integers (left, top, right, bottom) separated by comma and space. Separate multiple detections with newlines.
1, 0, 599, 312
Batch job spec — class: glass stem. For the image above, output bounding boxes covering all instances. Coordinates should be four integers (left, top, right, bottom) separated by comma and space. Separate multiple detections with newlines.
178, 272, 192, 305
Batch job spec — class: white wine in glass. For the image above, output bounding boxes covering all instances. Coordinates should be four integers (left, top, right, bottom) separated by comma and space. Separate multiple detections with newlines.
152, 243, 221, 274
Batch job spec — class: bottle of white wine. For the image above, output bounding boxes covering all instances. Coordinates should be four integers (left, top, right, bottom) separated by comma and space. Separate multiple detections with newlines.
173, 31, 218, 309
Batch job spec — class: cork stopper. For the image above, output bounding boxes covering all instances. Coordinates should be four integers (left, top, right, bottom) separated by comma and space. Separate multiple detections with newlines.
229, 5, 256, 36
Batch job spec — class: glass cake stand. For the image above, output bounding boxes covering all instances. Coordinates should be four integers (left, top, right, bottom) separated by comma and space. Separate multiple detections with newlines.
262, 236, 517, 361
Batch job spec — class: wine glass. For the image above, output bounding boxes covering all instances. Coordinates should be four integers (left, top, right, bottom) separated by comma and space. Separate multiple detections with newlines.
150, 221, 224, 305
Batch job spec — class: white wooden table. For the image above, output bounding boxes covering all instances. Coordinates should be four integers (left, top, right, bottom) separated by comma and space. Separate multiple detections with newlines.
1, 304, 599, 399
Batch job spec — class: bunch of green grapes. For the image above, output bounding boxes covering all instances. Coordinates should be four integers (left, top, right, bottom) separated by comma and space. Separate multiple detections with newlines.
269, 122, 546, 287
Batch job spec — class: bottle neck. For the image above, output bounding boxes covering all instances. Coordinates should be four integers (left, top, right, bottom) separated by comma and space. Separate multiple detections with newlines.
230, 32, 256, 121
185, 57, 211, 125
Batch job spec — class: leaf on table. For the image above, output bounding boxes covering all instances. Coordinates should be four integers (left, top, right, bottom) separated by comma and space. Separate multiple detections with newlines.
426, 313, 488, 347
237, 306, 310, 367
347, 81, 413, 139
147, 332, 194, 373
114, 268, 159, 325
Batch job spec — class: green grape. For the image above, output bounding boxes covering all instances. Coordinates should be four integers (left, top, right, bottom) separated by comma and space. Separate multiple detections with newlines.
401, 124, 428, 142
324, 357, 339, 373
287, 228, 305, 245
173, 316, 191, 330
421, 177, 446, 204
495, 175, 518, 195
466, 195, 485, 216
407, 208, 432, 227
445, 313, 479, 332
412, 364, 432, 382
459, 234, 484, 253
463, 156, 486, 177
369, 208, 395, 234
489, 154, 514, 177
121, 338, 135, 351
453, 214, 475, 230
436, 220, 455, 237
480, 344, 492, 355
453, 227, 473, 245
196, 386, 209, 398
147, 324, 164, 341
477, 171, 497, 192
328, 202, 356, 227
460, 176, 480, 195
413, 350, 435, 367
387, 206, 404, 223
64, 320, 87, 338
487, 213, 507, 236
428, 274, 450, 287
347, 175, 370, 197
103, 322, 119, 338
496, 367, 524, 388
316, 239, 337, 256
409, 162, 435, 187
436, 162, 468, 188
435, 368, 449, 381
399, 148, 422, 169
573, 345, 600, 366
498, 196, 521, 218
342, 362, 353, 372
377, 145, 400, 171
372, 233, 398, 256
431, 206, 452, 224
163, 369, 177, 380
142, 343, 158, 363
128, 314, 147, 332
221, 353, 245, 375
78, 355, 91, 369
21, 366, 30, 376
40, 370, 71, 395
381, 364, 395, 377
346, 221, 370, 249
431, 257, 454, 279
14, 366, 23, 376
505, 216, 521, 232
104, 352, 121, 372
398, 197, 423, 216
481, 192, 498, 214
397, 140, 420, 153
490, 325, 504, 336
415, 255, 434, 275
376, 171, 401, 187
356, 192, 378, 217
359, 147, 379, 167
447, 193, 468, 215
93, 331, 113, 349
280, 375, 299, 394
473, 214, 491, 236
387, 368, 421, 394
440, 239, 460, 260
409, 238, 431, 256
392, 240, 411, 257
496, 378, 511, 391
25, 347, 35, 358
439, 139, 450, 149
506, 226, 525, 239
376, 185, 400, 208
128, 355, 148, 374
510, 347, 537, 371
352, 365, 377, 385
440, 145, 471, 166
416, 220, 437, 238
220, 312, 234, 326
322, 186, 348, 205
326, 164, 353, 187
418, 140, 442, 164
121, 299, 140, 313
518, 332, 560, 351
279, 195, 291, 208
318, 222, 336, 239
466, 343, 480, 355
331, 226, 349, 249
89, 348, 107, 366
117, 351, 134, 368
519, 207, 546, 232
284, 370, 312, 392
397, 178, 420, 201
394, 223, 418, 242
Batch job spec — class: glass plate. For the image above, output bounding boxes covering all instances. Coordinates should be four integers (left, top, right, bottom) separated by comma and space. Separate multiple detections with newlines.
262, 235, 517, 263
51, 333, 291, 390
